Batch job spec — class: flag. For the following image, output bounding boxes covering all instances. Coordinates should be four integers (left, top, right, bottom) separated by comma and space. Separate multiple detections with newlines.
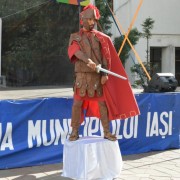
56, 0, 90, 6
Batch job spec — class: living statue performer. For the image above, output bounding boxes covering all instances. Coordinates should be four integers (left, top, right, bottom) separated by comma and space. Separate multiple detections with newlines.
68, 4, 140, 141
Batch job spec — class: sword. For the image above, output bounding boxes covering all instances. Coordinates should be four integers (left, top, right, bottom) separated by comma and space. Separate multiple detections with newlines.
96, 64, 127, 80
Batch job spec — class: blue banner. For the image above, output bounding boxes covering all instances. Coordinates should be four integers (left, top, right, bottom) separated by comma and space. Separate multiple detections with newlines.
0, 93, 179, 169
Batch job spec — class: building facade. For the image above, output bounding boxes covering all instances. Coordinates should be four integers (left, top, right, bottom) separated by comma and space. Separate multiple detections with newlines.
111, 0, 180, 85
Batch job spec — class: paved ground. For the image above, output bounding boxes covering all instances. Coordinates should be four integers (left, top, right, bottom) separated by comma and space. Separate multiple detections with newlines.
0, 86, 179, 180
0, 86, 74, 100
0, 149, 179, 180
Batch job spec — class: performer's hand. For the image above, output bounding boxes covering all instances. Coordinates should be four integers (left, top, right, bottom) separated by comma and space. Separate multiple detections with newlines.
101, 75, 108, 85
87, 59, 96, 71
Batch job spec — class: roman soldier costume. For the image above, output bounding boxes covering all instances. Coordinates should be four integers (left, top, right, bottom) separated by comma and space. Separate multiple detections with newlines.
68, 4, 140, 141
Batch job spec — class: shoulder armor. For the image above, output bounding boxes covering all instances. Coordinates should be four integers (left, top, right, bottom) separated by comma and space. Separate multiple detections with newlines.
69, 33, 81, 46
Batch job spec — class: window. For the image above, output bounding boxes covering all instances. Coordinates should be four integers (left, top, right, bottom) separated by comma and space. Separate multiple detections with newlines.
150, 47, 162, 74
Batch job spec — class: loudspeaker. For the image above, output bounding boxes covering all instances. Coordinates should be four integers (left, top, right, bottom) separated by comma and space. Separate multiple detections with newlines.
144, 73, 178, 92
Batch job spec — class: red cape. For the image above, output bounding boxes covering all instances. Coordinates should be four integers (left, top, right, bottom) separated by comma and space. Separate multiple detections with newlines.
68, 29, 140, 121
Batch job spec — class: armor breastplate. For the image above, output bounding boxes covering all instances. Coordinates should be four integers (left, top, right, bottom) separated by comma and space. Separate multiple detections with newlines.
75, 32, 102, 73
70, 31, 104, 98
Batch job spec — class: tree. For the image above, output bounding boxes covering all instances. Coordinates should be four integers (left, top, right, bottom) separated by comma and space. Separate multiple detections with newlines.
2, 1, 79, 86
1, 0, 116, 86
130, 17, 155, 89
141, 17, 155, 63
95, 0, 113, 36
130, 62, 159, 88
113, 28, 141, 65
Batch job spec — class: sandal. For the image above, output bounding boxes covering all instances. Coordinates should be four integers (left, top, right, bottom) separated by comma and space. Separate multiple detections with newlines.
69, 130, 79, 141
104, 131, 117, 141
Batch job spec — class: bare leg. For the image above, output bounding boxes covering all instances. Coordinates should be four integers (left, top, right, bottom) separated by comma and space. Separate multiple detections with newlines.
69, 100, 83, 141
98, 101, 117, 141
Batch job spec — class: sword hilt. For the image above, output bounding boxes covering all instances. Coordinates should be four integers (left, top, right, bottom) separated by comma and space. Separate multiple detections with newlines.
96, 64, 101, 73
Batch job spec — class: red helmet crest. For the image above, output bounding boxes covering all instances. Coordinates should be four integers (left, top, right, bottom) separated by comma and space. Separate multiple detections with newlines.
82, 4, 100, 20
80, 4, 100, 25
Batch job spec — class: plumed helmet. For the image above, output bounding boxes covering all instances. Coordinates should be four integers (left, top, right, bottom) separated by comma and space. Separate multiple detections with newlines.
80, 4, 101, 25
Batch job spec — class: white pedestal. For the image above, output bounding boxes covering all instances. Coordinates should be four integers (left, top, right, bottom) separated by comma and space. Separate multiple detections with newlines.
62, 136, 123, 180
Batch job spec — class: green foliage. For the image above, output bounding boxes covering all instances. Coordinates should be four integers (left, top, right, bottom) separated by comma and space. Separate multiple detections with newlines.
141, 17, 155, 39
141, 17, 155, 62
2, 1, 78, 86
113, 28, 141, 64
130, 17, 155, 88
95, 0, 112, 36
130, 62, 159, 88
1, 0, 114, 86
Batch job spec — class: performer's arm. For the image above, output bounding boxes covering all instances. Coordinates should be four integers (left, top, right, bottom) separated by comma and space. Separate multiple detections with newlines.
75, 50, 93, 64
68, 41, 96, 70
101, 55, 109, 84
75, 50, 96, 71
101, 55, 108, 76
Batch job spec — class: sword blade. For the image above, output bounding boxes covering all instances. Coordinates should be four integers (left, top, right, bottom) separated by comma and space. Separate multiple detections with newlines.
96, 64, 127, 80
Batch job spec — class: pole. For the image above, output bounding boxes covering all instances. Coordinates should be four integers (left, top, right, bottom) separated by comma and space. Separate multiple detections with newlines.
105, 1, 151, 81
0, 18, 2, 77
118, 0, 143, 56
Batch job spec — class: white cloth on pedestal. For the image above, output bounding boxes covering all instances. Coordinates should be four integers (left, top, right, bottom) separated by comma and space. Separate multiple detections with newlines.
62, 136, 123, 180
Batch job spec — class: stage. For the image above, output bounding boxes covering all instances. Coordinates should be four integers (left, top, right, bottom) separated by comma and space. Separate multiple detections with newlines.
0, 86, 179, 169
